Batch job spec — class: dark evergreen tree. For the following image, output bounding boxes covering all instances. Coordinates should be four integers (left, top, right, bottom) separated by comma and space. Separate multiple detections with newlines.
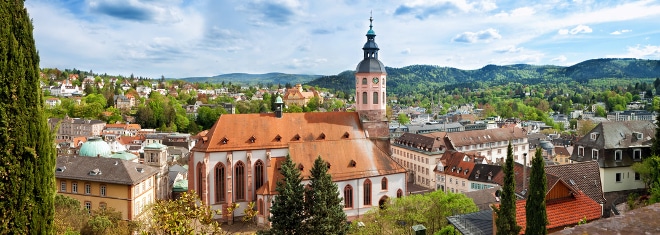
269, 155, 306, 234
493, 142, 521, 235
0, 0, 56, 232
304, 156, 348, 235
525, 148, 548, 234
652, 106, 660, 156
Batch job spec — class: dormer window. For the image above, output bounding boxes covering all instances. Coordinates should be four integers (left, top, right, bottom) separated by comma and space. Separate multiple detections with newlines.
343, 132, 350, 139
318, 133, 326, 140
274, 135, 282, 142
221, 137, 228, 145
590, 132, 599, 140
249, 136, 256, 143
89, 169, 102, 176
298, 163, 304, 171
349, 160, 357, 167
56, 166, 66, 172
293, 134, 301, 141
615, 150, 622, 161
634, 132, 643, 140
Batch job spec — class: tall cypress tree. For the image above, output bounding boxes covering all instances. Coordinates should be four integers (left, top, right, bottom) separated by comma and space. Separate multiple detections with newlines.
304, 156, 348, 235
269, 155, 306, 234
0, 0, 56, 233
493, 142, 521, 235
525, 148, 548, 234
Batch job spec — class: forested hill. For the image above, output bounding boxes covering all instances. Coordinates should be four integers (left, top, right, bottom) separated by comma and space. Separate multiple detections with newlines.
307, 58, 660, 94
182, 72, 322, 86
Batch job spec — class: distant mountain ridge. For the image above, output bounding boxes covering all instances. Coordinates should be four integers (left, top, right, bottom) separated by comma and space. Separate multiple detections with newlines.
307, 58, 660, 94
181, 72, 323, 86
179, 59, 660, 94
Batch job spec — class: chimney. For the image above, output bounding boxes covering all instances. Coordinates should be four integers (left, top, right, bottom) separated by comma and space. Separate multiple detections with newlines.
522, 153, 527, 191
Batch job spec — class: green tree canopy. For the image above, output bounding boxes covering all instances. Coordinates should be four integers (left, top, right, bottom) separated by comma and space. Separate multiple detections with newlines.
525, 148, 548, 235
268, 154, 306, 234
493, 142, 521, 235
304, 156, 348, 234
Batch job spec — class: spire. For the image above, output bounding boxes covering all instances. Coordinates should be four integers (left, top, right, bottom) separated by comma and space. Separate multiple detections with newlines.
363, 16, 379, 59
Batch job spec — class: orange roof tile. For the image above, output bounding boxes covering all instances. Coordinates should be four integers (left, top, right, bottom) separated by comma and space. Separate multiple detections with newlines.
513, 191, 602, 234
194, 112, 367, 152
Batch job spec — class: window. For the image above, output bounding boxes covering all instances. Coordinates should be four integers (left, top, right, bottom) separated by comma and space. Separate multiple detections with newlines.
381, 177, 388, 190
615, 173, 622, 182
362, 78, 367, 85
99, 202, 107, 209
60, 181, 66, 192
197, 162, 203, 200
397, 189, 403, 198
382, 92, 385, 104
84, 201, 91, 212
364, 179, 372, 206
344, 185, 353, 208
578, 146, 584, 156
150, 153, 155, 162
633, 149, 642, 160
85, 183, 91, 195
373, 92, 378, 104
258, 199, 264, 215
215, 163, 226, 203
592, 149, 599, 160
235, 161, 245, 200
615, 150, 622, 161
100, 185, 106, 197
635, 173, 641, 181
255, 160, 264, 198
72, 182, 78, 193
362, 92, 367, 104
591, 133, 599, 140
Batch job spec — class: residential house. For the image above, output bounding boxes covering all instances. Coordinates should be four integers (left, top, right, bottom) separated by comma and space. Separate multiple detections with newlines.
48, 117, 106, 141
445, 127, 529, 165
114, 94, 136, 110
545, 161, 607, 215
570, 121, 653, 208
282, 84, 321, 107
391, 132, 448, 189
55, 156, 159, 220
45, 97, 61, 107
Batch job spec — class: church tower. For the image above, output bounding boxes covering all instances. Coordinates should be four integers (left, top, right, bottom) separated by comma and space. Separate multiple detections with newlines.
355, 16, 388, 139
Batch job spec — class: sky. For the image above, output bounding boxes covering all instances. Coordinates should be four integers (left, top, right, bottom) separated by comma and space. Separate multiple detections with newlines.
26, 0, 660, 79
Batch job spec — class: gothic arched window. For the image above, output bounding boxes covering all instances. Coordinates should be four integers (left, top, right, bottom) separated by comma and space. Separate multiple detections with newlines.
215, 163, 225, 203
364, 179, 372, 205
344, 185, 353, 208
235, 161, 245, 200
254, 160, 264, 198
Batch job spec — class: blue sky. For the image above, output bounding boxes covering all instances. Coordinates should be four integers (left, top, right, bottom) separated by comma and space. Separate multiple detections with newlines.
26, 0, 660, 79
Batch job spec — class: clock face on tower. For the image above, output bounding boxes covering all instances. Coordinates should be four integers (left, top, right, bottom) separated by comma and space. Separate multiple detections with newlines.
372, 77, 379, 84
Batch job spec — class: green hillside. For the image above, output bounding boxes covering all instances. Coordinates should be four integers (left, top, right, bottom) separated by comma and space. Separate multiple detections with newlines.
307, 58, 660, 94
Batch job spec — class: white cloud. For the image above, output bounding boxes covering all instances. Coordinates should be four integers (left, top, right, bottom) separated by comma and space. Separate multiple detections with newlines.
452, 28, 502, 43
610, 29, 632, 35
494, 7, 535, 18
494, 45, 523, 53
625, 45, 660, 57
401, 48, 412, 55
552, 55, 567, 62
558, 24, 592, 35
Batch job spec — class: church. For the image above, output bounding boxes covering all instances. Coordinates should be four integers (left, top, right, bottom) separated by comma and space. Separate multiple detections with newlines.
188, 17, 406, 225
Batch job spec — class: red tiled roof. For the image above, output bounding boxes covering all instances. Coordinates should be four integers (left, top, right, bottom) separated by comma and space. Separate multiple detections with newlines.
193, 112, 366, 152
514, 191, 602, 234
